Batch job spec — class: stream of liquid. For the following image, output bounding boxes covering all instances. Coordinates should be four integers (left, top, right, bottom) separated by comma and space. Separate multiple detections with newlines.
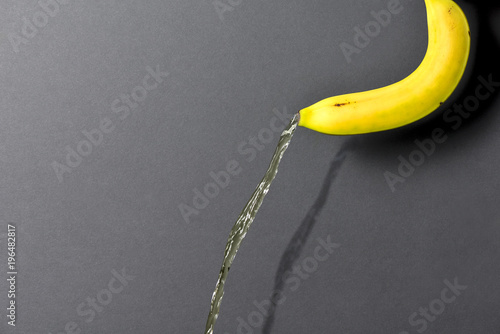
204, 114, 300, 334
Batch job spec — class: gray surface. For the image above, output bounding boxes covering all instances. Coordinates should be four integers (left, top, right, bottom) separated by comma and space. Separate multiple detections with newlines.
0, 0, 499, 333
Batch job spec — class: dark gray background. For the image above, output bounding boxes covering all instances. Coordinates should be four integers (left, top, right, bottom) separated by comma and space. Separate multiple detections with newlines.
0, 0, 499, 333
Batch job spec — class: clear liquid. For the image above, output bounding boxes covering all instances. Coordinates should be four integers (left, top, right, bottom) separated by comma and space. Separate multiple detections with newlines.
204, 114, 300, 334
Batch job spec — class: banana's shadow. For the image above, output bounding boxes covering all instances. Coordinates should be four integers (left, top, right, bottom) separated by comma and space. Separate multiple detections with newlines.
261, 138, 358, 334
356, 1, 500, 154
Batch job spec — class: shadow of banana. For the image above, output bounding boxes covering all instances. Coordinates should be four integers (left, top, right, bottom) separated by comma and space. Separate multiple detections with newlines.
261, 138, 358, 334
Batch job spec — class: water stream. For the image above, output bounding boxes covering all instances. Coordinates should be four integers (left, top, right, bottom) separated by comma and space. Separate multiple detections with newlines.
204, 114, 300, 334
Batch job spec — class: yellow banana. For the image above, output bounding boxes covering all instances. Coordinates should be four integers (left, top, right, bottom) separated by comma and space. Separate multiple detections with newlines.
298, 0, 471, 135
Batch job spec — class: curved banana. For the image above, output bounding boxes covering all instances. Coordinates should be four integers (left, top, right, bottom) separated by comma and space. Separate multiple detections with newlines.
298, 0, 471, 135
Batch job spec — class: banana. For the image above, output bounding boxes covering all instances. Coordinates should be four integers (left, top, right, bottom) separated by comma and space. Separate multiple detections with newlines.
298, 0, 471, 135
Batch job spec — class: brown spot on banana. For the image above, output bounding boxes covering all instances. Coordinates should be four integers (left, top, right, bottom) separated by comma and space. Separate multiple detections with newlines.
334, 101, 354, 107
